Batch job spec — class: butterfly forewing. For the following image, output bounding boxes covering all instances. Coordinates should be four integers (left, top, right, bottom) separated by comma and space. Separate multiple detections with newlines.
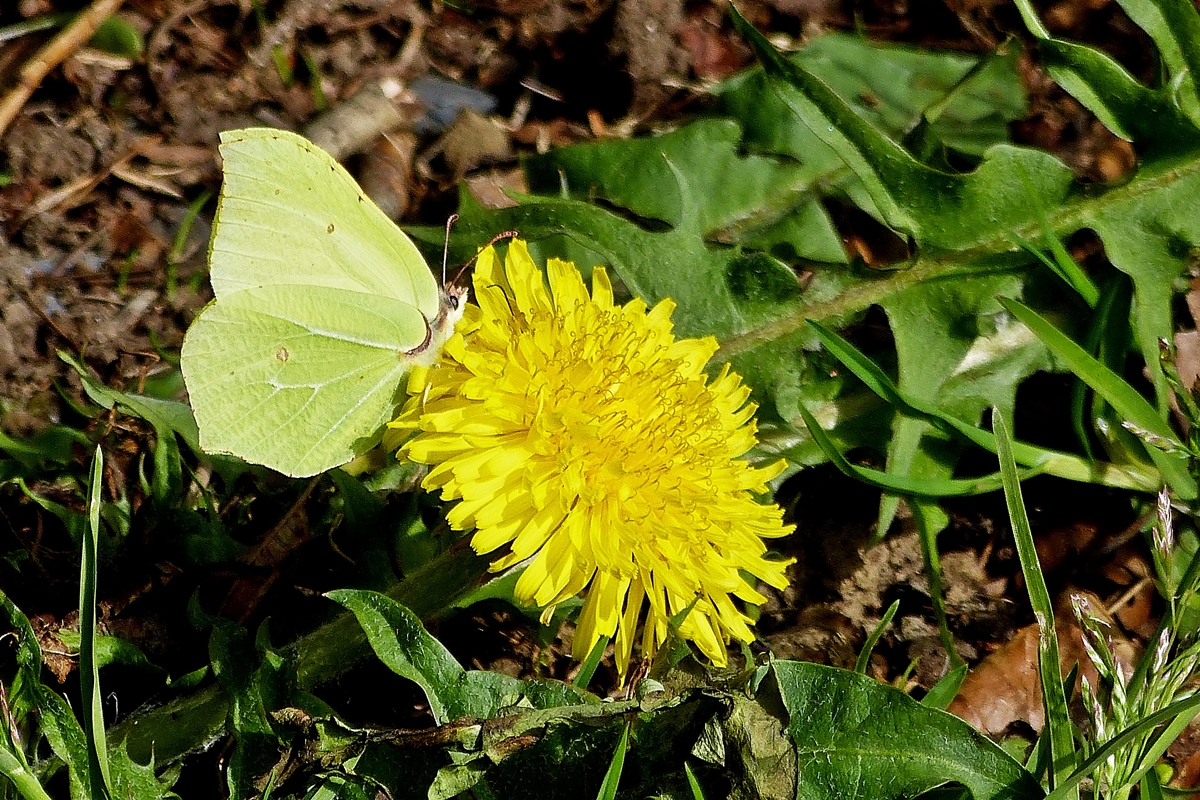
209, 128, 440, 319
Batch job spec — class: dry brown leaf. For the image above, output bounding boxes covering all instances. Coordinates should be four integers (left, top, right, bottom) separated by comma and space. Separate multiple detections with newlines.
948, 591, 1137, 735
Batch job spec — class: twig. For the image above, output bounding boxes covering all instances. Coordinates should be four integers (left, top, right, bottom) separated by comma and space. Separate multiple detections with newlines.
0, 0, 126, 140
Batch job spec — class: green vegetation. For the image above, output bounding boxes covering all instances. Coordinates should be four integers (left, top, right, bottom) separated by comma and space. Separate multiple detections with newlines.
6, 1, 1200, 797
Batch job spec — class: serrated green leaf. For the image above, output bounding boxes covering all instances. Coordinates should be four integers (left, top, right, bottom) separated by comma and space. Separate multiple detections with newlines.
1111, 0, 1200, 126
209, 621, 290, 799
730, 8, 1075, 250
719, 32, 1026, 160
1012, 0, 1194, 142
525, 118, 846, 263
106, 743, 179, 800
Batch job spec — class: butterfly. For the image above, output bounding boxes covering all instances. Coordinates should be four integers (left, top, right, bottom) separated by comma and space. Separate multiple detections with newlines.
181, 128, 467, 477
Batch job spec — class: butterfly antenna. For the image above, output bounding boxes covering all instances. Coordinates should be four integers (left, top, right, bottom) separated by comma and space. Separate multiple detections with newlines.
450, 229, 520, 286
442, 214, 459, 286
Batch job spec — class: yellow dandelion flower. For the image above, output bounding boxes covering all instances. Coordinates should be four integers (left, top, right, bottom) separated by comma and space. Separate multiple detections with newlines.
389, 240, 794, 679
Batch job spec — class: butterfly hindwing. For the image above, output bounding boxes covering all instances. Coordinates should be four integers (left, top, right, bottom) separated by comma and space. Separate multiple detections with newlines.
182, 285, 431, 477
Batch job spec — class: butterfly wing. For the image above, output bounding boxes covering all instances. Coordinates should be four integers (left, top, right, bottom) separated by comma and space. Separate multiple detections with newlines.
209, 127, 440, 319
181, 285, 431, 477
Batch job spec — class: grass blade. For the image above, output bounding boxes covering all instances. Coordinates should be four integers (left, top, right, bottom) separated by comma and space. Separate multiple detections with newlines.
684, 762, 706, 800
922, 664, 968, 710
993, 409, 1076, 795
1046, 693, 1200, 800
0, 748, 53, 800
799, 403, 1034, 496
81, 447, 112, 798
855, 600, 900, 673
574, 636, 609, 689
808, 320, 1158, 491
1000, 298, 1197, 500
913, 500, 963, 669
595, 722, 630, 800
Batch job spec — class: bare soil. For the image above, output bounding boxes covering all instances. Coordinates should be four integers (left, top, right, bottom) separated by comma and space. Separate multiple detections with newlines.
1, 0, 1190, 792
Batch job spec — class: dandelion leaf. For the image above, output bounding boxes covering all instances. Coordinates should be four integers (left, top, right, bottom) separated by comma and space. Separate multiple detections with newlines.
443, 14, 1200, 507
768, 661, 1042, 800
524, 118, 847, 264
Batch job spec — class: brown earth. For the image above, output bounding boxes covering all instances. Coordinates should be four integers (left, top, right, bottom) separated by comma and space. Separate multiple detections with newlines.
0, 0, 1190, 793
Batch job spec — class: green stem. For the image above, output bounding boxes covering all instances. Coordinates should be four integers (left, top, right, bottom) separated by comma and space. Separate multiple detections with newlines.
717, 149, 1200, 360
0, 750, 55, 800
103, 545, 490, 765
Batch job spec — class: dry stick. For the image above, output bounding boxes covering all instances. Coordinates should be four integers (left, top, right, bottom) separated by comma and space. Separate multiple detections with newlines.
0, 0, 126, 140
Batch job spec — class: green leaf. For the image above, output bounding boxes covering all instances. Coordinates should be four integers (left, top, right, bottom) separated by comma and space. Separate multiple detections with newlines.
61, 351, 191, 505
524, 118, 846, 264
730, 7, 1075, 250
999, 298, 1196, 499
922, 664, 968, 711
54, 631, 166, 682
1045, 693, 1200, 800
0, 748, 53, 800
768, 660, 1042, 800
325, 589, 477, 724
0, 425, 86, 472
0, 615, 98, 800
1012, 0, 1194, 142
88, 15, 144, 58
994, 410, 1076, 792
208, 621, 291, 798
720, 32, 1027, 160
854, 599, 898, 673
875, 269, 1047, 534
80, 449, 112, 799
106, 744, 179, 800
595, 723, 630, 800
726, 7, 1200, 425
806, 320, 1158, 491
797, 401, 1028, 496
327, 590, 592, 726
1110, 0, 1200, 126
180, 128, 465, 477
0, 595, 54, 800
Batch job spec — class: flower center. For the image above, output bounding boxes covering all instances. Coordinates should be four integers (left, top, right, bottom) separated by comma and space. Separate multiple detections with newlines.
516, 303, 724, 567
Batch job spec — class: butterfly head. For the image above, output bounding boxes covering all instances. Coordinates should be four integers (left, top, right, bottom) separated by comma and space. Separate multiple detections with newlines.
407, 283, 470, 367
440, 282, 470, 331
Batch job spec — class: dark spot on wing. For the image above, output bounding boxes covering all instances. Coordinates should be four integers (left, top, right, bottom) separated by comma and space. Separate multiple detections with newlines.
327, 223, 335, 233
